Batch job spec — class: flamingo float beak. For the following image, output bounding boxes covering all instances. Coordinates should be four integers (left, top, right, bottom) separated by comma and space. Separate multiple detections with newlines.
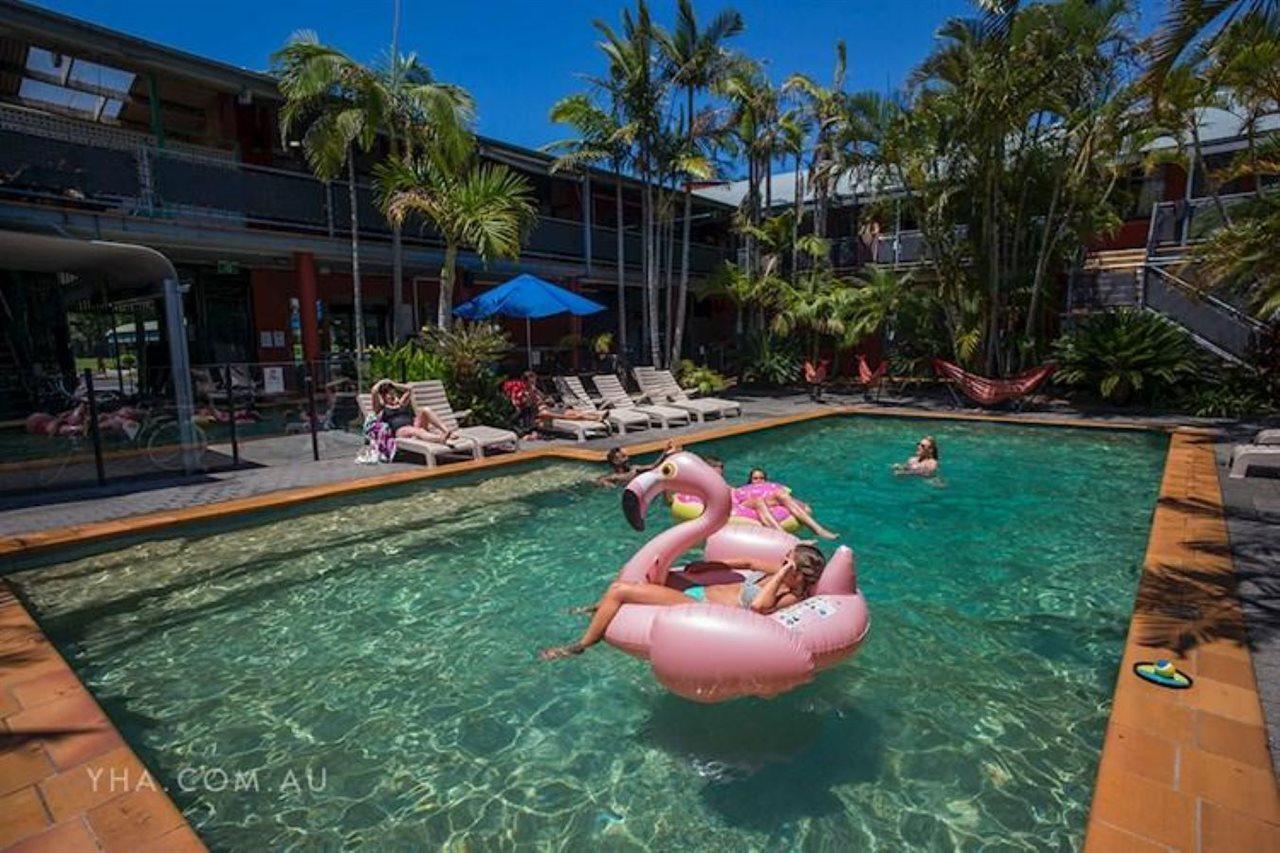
623, 468, 664, 531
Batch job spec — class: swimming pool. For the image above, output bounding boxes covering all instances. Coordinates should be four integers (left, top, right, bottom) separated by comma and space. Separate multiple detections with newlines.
8, 416, 1168, 849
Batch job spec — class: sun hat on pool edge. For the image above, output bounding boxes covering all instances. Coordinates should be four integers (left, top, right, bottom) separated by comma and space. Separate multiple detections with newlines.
1133, 659, 1192, 689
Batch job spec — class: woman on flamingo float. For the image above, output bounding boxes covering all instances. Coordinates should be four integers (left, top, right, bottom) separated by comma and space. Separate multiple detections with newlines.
735, 468, 838, 540
540, 543, 827, 660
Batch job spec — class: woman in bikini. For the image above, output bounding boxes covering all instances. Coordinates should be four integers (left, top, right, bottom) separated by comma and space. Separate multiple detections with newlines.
371, 380, 457, 444
894, 436, 939, 477
735, 468, 838, 540
541, 544, 827, 660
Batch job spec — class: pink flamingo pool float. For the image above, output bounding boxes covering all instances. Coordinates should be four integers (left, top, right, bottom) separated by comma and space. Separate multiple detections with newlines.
605, 452, 870, 702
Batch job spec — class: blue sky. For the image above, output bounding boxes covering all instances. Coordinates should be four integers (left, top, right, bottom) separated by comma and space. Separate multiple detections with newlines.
38, 0, 1165, 161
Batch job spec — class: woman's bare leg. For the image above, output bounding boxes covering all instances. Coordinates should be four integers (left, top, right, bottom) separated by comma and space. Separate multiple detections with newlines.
747, 497, 786, 532
776, 494, 838, 540
414, 409, 455, 440
541, 582, 691, 660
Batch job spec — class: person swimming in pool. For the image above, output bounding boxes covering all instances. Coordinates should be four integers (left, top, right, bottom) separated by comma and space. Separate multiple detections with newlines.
894, 436, 939, 477
734, 468, 838, 540
541, 544, 826, 660
371, 379, 457, 444
598, 440, 681, 486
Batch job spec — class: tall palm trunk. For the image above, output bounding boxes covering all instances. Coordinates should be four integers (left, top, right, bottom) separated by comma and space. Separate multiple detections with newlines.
672, 86, 694, 367
645, 165, 661, 367
792, 153, 802, 281
438, 243, 458, 329
614, 167, 627, 363
347, 149, 366, 374
392, 224, 405, 337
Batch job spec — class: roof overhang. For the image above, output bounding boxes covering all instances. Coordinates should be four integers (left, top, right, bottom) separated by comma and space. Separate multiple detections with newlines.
0, 230, 178, 285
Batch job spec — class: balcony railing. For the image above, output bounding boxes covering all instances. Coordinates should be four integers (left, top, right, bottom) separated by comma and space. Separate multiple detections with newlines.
0, 103, 730, 274
1145, 191, 1261, 251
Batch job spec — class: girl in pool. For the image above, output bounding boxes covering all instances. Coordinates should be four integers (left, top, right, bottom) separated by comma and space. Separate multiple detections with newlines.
371, 380, 457, 444
734, 468, 838, 540
542, 544, 827, 660
894, 436, 939, 477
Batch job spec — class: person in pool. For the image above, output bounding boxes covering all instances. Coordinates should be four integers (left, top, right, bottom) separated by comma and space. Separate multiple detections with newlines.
734, 468, 838, 540
371, 379, 457, 444
894, 436, 939, 476
541, 544, 827, 660
598, 440, 681, 486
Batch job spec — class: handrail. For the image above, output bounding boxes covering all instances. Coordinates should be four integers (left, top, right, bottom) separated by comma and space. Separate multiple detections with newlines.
1145, 263, 1269, 332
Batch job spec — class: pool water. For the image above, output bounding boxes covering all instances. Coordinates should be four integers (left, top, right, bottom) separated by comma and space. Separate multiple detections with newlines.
10, 417, 1167, 850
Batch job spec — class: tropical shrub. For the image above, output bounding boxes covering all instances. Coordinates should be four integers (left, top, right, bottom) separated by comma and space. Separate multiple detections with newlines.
1188, 369, 1278, 418
421, 321, 515, 426
675, 360, 728, 395
1052, 309, 1205, 405
367, 340, 448, 383
736, 332, 800, 386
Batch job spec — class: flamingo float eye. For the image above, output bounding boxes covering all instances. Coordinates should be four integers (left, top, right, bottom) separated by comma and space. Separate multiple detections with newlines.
659, 461, 677, 478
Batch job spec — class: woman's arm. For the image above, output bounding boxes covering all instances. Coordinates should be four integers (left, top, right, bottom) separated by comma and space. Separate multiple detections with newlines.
749, 567, 794, 613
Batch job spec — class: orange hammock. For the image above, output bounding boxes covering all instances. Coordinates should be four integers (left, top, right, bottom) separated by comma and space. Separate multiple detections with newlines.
857, 355, 888, 387
931, 359, 1055, 408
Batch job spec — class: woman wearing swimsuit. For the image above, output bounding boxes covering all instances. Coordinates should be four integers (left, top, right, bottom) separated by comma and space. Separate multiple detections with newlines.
735, 468, 838, 540
894, 436, 939, 476
371, 380, 457, 444
541, 544, 826, 660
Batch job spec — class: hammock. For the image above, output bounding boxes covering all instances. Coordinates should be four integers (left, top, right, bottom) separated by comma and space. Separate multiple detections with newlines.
857, 355, 888, 387
931, 359, 1055, 408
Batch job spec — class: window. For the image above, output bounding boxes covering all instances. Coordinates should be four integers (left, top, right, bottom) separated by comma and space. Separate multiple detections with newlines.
18, 46, 136, 124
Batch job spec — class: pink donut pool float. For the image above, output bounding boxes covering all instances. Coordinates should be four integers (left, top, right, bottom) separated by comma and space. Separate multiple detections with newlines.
604, 452, 870, 702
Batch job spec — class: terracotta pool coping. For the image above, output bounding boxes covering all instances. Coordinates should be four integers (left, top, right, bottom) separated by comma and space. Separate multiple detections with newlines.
1083, 430, 1279, 851
1, 409, 1240, 851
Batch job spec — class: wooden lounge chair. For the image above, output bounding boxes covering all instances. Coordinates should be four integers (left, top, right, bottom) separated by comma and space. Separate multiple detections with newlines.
931, 359, 1055, 410
409, 380, 520, 457
556, 376, 651, 436
633, 367, 741, 421
356, 393, 478, 467
590, 374, 690, 429
1229, 444, 1280, 479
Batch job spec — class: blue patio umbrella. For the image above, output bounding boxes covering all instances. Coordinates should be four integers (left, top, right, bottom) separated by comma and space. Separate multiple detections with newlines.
453, 273, 606, 366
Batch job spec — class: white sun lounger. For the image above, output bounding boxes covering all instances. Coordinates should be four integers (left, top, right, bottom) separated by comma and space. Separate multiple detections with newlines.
409, 380, 520, 457
1229, 444, 1280, 478
533, 383, 612, 443
357, 393, 478, 467
556, 375, 650, 436
590, 374, 690, 429
633, 367, 740, 422
1253, 429, 1280, 446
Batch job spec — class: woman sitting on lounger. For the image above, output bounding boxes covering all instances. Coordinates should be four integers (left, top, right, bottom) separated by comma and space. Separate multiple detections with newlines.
542, 544, 826, 660
372, 380, 456, 443
734, 468, 838, 540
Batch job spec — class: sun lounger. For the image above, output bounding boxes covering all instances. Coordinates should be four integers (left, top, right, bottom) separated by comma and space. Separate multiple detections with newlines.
556, 376, 650, 436
1229, 444, 1280, 479
633, 367, 740, 421
356, 393, 478, 467
409, 380, 520, 457
1254, 429, 1280, 446
590, 374, 690, 429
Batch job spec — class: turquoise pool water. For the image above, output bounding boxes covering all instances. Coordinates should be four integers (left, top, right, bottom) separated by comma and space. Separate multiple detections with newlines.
9, 417, 1167, 850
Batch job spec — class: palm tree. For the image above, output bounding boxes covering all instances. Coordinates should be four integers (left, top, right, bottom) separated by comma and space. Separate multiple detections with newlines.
596, 1, 668, 366
376, 141, 537, 328
547, 93, 634, 362
379, 53, 474, 335
785, 41, 851, 256
1148, 0, 1279, 89
274, 31, 389, 371
660, 0, 743, 365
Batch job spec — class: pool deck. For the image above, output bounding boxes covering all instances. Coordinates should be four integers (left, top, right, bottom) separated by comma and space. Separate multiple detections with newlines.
0, 400, 1277, 850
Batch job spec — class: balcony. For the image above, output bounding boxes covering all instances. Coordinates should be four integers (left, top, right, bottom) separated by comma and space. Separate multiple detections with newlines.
0, 103, 731, 274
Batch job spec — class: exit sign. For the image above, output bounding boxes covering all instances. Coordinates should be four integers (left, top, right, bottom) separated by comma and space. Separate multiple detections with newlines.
217, 261, 240, 275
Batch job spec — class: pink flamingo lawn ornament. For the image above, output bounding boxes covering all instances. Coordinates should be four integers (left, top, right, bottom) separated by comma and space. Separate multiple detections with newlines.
604, 452, 870, 702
